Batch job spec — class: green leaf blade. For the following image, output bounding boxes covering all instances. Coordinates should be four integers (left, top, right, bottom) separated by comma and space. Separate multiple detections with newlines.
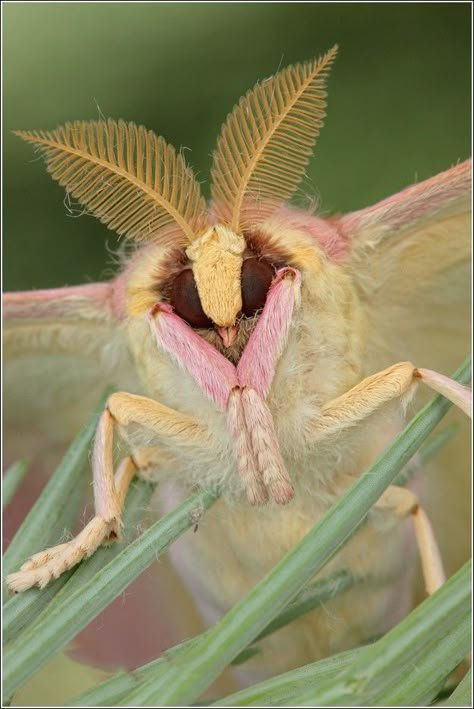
2, 459, 30, 508
3, 486, 218, 698
2, 393, 108, 582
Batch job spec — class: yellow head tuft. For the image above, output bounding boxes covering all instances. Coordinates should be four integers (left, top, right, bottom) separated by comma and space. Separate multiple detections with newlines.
186, 225, 246, 327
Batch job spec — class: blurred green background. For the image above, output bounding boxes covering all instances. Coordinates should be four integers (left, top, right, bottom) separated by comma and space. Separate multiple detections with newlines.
3, 4, 471, 704
4, 2, 470, 292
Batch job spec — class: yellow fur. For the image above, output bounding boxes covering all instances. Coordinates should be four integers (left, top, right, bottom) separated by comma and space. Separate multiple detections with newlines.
186, 226, 246, 326
258, 215, 325, 273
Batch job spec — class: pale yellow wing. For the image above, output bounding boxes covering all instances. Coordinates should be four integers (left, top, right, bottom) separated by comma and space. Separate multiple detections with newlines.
338, 159, 472, 577
3, 281, 138, 465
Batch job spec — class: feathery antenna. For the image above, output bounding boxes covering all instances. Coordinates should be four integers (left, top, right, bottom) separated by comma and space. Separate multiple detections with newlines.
15, 120, 208, 245
210, 45, 338, 232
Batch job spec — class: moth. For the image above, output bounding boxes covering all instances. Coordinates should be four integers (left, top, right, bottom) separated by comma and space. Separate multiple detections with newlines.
4, 45, 472, 677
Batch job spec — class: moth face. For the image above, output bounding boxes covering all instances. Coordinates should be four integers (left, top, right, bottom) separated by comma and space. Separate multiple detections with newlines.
170, 257, 275, 325
126, 209, 364, 389
173, 227, 281, 362
126, 225, 284, 364
169, 256, 276, 363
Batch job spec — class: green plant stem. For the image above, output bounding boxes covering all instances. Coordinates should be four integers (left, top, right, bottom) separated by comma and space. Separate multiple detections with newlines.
294, 561, 471, 706
419, 422, 459, 464
3, 477, 151, 646
444, 668, 472, 706
2, 460, 30, 508
395, 421, 459, 485
3, 487, 219, 698
116, 357, 471, 706
232, 569, 355, 665
2, 395, 106, 583
68, 570, 356, 706
213, 647, 362, 707
67, 670, 142, 708
379, 614, 470, 706
67, 635, 203, 707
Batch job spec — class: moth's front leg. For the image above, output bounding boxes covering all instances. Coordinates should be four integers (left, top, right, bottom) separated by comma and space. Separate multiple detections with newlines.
96, 392, 209, 533
7, 455, 137, 592
311, 362, 471, 439
311, 362, 417, 439
310, 362, 467, 597
7, 393, 210, 592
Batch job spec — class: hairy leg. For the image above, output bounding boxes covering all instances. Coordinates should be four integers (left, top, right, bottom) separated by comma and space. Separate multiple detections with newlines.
311, 363, 471, 440
311, 362, 417, 439
7, 394, 210, 592
308, 364, 450, 594
7, 456, 137, 592
309, 362, 470, 593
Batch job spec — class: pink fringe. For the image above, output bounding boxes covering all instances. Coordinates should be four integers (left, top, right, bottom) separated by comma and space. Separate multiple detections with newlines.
339, 159, 472, 239
273, 207, 350, 262
4, 280, 128, 322
237, 268, 301, 398
149, 304, 238, 410
148, 268, 301, 504
240, 388, 294, 504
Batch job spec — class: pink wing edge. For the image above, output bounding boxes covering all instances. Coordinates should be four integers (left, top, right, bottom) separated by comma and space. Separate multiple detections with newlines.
3, 277, 128, 321
248, 158, 471, 265
338, 158, 471, 238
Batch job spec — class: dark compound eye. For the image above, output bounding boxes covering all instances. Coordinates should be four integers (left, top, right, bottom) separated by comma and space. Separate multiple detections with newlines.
170, 269, 213, 328
241, 258, 274, 317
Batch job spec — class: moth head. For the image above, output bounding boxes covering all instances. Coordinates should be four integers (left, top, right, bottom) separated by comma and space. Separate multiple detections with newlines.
125, 226, 278, 361
15, 46, 338, 359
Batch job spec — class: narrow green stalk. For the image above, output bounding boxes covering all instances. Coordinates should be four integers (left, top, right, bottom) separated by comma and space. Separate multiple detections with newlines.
69, 570, 355, 705
3, 477, 151, 646
232, 569, 355, 665
67, 670, 143, 708
4, 574, 74, 646
419, 422, 459, 464
213, 647, 362, 707
230, 646, 262, 667
257, 568, 355, 643
2, 460, 30, 508
230, 422, 460, 666
444, 668, 472, 707
70, 618, 233, 707
294, 561, 471, 706
395, 421, 459, 485
117, 357, 471, 706
67, 636, 207, 707
379, 615, 470, 706
3, 487, 219, 698
343, 561, 470, 698
2, 394, 107, 581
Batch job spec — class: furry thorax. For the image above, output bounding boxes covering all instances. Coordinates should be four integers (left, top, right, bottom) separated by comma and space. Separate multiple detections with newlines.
118, 213, 406, 511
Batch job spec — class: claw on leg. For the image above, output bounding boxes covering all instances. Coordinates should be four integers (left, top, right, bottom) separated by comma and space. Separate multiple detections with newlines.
7, 456, 138, 593
7, 516, 113, 592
